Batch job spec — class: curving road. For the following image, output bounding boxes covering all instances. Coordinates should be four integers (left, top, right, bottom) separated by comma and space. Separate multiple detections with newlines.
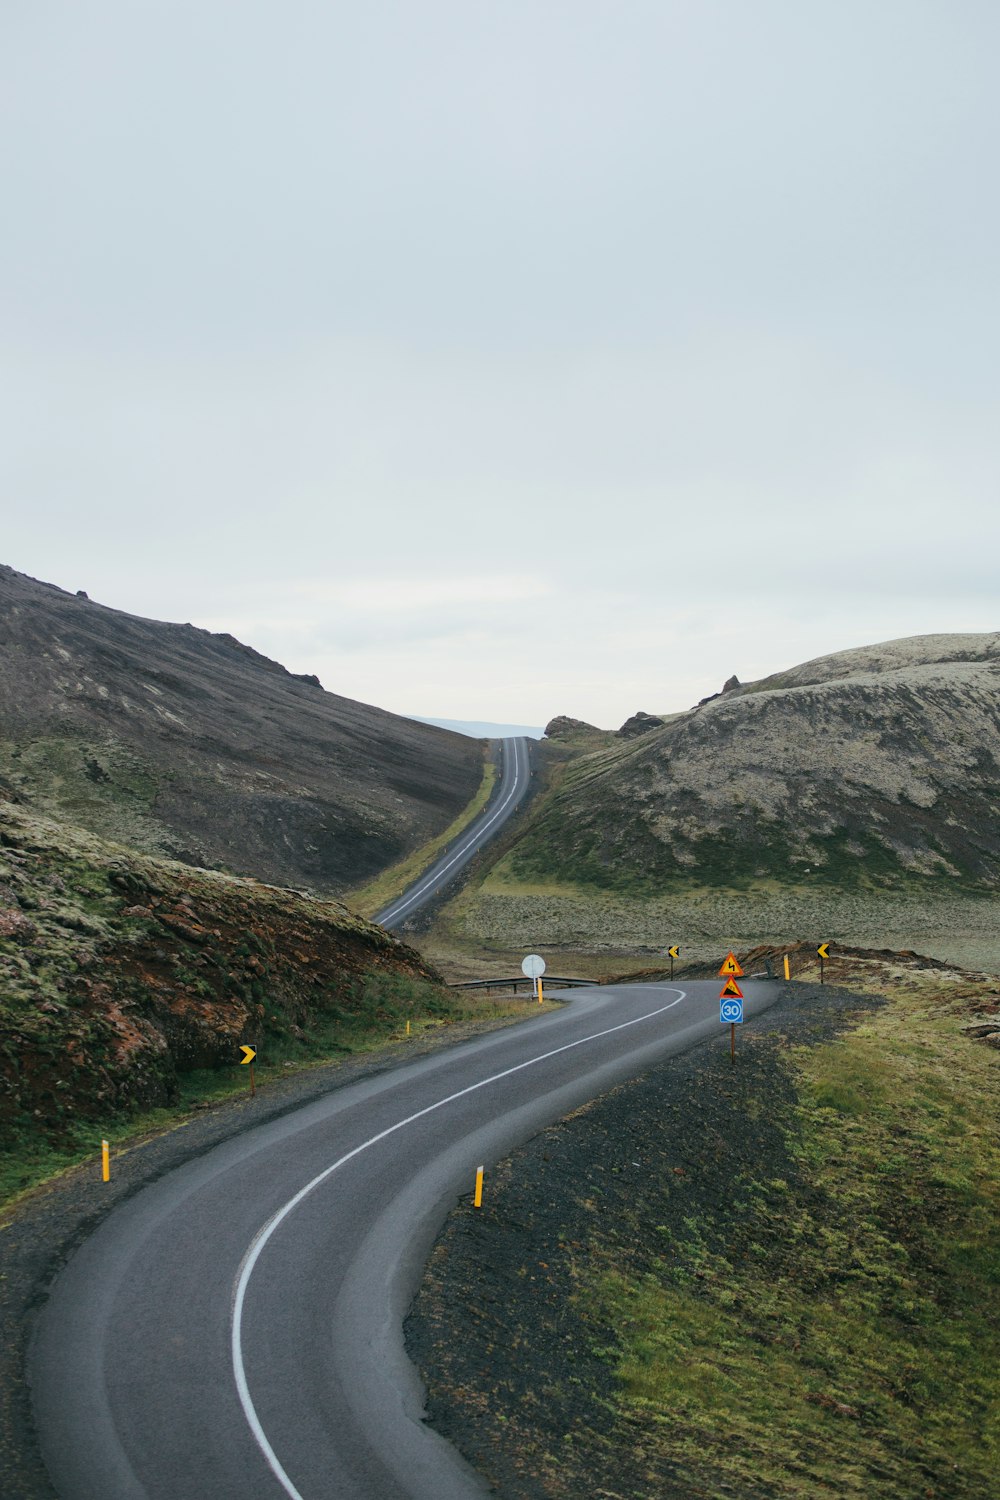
375, 736, 532, 930
30, 977, 780, 1500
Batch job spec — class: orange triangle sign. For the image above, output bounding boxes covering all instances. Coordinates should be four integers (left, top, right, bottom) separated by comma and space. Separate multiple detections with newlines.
718, 951, 745, 978
720, 978, 744, 999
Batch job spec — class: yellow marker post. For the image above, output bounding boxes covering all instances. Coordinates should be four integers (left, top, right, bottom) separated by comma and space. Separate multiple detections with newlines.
474, 1165, 484, 1208
406, 1019, 411, 1037
240, 1044, 257, 1097
536, 975, 544, 1005
817, 942, 830, 984
783, 954, 791, 981
101, 1140, 110, 1183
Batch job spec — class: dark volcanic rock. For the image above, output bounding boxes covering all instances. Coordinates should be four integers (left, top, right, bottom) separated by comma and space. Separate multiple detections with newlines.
696, 672, 741, 707
543, 715, 599, 739
617, 710, 665, 737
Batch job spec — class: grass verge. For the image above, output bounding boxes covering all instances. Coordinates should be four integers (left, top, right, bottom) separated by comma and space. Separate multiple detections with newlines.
584, 988, 1000, 1498
346, 755, 496, 919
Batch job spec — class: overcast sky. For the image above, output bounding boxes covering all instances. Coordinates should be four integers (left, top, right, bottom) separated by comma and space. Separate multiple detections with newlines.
3, 2, 997, 729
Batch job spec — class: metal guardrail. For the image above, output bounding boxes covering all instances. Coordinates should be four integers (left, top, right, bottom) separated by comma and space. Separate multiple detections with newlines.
448, 976, 599, 991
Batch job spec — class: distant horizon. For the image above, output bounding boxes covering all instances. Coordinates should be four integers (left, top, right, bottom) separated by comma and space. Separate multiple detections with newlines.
4, 556, 996, 736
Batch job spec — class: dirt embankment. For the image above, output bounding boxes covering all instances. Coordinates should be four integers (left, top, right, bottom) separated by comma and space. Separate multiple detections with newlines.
0, 798, 438, 1141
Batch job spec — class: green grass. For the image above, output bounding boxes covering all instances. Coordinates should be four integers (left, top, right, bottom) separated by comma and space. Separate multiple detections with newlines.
346, 756, 496, 918
582, 993, 1000, 1498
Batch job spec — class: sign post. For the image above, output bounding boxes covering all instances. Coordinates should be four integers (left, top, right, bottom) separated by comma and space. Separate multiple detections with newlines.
817, 943, 830, 984
719, 978, 744, 1063
240, 1044, 257, 1097
667, 945, 680, 980
522, 953, 546, 1004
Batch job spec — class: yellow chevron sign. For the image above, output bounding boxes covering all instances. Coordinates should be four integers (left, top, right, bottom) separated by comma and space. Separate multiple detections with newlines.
668, 945, 680, 960
817, 943, 830, 961
239, 1045, 257, 1065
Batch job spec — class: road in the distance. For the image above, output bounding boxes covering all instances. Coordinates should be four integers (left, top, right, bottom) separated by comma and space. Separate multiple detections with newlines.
30, 977, 780, 1500
376, 736, 532, 930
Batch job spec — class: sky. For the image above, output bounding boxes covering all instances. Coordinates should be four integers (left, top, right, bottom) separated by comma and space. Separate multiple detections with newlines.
2, 1, 998, 730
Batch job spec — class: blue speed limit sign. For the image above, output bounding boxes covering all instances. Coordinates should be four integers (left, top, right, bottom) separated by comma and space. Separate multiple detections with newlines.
720, 998, 743, 1024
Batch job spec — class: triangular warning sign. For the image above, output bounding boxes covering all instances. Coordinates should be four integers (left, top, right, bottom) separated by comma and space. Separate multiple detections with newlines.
720, 977, 744, 1000
718, 951, 745, 978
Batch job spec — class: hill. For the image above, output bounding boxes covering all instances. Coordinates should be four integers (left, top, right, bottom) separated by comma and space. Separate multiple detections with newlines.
434, 633, 1000, 967
0, 565, 483, 893
0, 795, 448, 1162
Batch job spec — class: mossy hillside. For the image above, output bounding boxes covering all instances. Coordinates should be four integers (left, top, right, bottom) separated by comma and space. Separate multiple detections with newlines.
493, 652, 1000, 900
585, 980, 1000, 1499
0, 798, 446, 1165
501, 792, 992, 898
0, 734, 169, 858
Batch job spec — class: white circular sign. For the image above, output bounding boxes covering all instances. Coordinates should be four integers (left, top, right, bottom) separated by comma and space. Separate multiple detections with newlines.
521, 953, 546, 979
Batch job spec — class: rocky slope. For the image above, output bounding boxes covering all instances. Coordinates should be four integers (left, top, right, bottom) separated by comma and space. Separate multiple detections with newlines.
0, 796, 445, 1144
501, 633, 1000, 897
0, 564, 483, 893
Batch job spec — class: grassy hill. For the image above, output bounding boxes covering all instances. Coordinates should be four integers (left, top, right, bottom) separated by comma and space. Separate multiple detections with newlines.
428, 634, 1000, 969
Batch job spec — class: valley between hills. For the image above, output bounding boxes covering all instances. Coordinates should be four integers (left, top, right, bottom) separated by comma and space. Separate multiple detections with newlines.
2, 564, 999, 1500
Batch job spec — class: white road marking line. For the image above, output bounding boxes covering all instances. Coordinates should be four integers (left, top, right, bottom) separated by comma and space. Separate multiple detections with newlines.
377, 736, 525, 924
231, 986, 688, 1499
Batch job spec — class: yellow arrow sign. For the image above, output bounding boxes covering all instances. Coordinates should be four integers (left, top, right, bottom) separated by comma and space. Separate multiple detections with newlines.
718, 951, 745, 978
720, 977, 744, 999
668, 945, 680, 960
240, 1045, 256, 1065
817, 943, 830, 961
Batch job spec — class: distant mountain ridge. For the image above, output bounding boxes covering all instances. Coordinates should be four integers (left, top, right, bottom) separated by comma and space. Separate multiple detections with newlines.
504, 632, 1000, 895
0, 565, 483, 893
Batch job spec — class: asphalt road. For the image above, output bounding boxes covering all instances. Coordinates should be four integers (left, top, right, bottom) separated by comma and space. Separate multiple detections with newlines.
30, 977, 780, 1500
375, 736, 532, 930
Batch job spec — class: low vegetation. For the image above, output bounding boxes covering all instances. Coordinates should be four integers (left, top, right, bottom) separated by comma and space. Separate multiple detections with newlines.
588, 977, 1000, 1497
431, 871, 1000, 974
